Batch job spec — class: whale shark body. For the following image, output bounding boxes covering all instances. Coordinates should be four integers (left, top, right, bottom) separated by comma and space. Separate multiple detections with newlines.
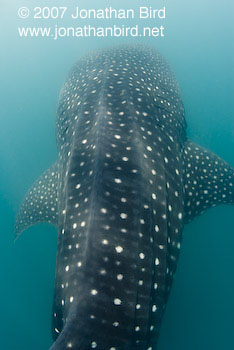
15, 46, 234, 350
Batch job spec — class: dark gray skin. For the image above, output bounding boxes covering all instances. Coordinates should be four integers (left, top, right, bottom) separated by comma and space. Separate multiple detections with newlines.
15, 46, 234, 350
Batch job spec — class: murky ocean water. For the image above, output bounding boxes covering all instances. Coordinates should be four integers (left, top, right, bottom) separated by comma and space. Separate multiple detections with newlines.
0, 0, 233, 349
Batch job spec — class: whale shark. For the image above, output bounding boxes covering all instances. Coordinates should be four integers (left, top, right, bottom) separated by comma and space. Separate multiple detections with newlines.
15, 46, 234, 350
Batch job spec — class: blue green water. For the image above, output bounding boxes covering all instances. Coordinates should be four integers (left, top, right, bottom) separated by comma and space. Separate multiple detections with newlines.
0, 0, 233, 349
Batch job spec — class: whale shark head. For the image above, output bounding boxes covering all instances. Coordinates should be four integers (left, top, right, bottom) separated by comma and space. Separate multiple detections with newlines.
15, 46, 234, 350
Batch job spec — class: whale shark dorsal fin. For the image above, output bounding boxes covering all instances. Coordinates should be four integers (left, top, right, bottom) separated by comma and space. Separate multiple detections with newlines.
183, 140, 234, 223
14, 162, 58, 240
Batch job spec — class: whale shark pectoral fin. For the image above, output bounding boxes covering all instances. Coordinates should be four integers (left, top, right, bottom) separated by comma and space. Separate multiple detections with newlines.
14, 162, 59, 240
183, 140, 234, 223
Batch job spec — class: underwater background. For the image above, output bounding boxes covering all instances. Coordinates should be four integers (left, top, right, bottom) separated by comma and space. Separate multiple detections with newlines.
0, 0, 233, 349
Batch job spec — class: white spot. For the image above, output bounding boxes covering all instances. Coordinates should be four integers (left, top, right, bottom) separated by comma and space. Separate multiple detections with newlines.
114, 298, 122, 305
152, 304, 157, 312
114, 178, 122, 184
120, 213, 127, 219
139, 253, 145, 259
155, 225, 159, 232
70, 296, 74, 303
155, 258, 160, 266
73, 223, 77, 229
115, 246, 123, 253
91, 289, 98, 295
117, 274, 123, 280
65, 265, 69, 272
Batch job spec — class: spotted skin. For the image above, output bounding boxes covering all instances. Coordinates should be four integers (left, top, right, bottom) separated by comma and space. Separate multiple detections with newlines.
183, 141, 234, 222
15, 163, 58, 237
15, 46, 234, 350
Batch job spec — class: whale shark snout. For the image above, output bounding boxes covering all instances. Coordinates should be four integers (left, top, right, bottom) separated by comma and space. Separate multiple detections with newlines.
15, 46, 234, 350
